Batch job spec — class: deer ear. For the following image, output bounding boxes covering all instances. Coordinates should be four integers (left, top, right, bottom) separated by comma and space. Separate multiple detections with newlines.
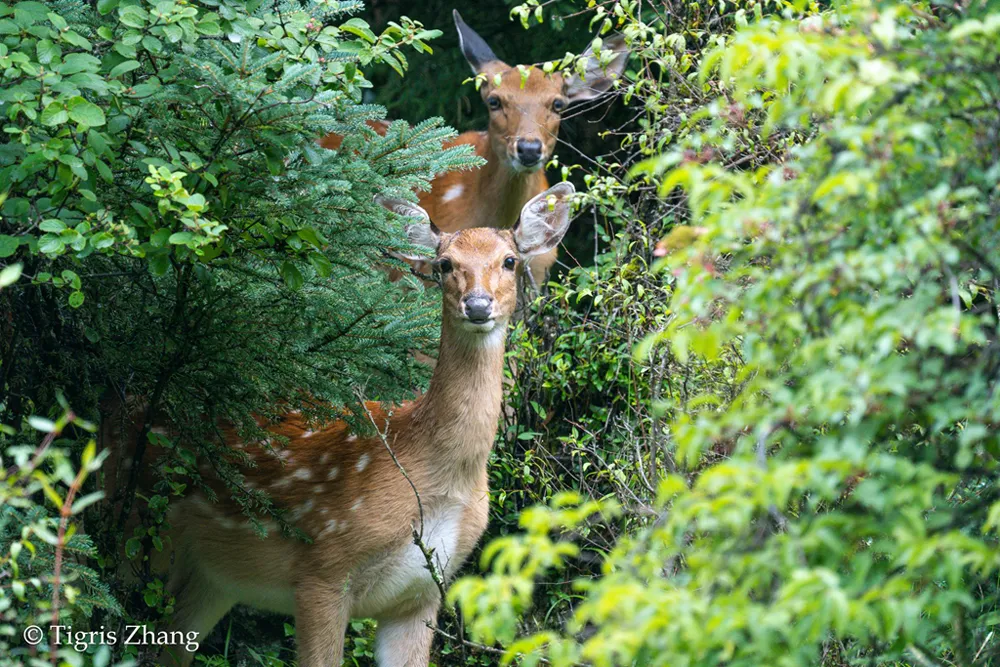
513, 182, 575, 258
454, 10, 499, 75
564, 34, 629, 104
375, 195, 440, 259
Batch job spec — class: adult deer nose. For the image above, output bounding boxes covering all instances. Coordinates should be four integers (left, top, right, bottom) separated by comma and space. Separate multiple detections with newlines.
463, 295, 494, 323
515, 139, 544, 167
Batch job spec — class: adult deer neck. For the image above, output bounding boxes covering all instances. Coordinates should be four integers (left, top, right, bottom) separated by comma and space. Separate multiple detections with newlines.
478, 135, 545, 230
413, 315, 506, 471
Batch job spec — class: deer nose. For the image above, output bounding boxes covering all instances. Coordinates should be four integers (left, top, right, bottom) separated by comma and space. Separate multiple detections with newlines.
515, 139, 544, 167
463, 295, 494, 323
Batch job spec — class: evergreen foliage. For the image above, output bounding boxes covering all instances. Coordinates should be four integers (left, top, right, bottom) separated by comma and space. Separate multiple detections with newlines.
1, 0, 475, 663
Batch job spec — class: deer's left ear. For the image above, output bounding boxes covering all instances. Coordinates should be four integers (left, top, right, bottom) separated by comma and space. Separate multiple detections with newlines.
454, 10, 500, 75
513, 182, 575, 258
375, 195, 440, 259
564, 34, 629, 104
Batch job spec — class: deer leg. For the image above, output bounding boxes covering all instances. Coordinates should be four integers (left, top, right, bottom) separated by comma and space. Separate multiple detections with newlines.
294, 578, 350, 667
157, 566, 235, 667
374, 604, 438, 667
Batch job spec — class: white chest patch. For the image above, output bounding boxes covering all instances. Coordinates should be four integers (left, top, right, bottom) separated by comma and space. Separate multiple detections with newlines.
350, 502, 466, 618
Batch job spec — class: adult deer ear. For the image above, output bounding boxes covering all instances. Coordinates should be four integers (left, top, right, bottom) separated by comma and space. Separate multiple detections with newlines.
375, 195, 440, 259
454, 10, 500, 75
564, 34, 629, 104
513, 182, 575, 258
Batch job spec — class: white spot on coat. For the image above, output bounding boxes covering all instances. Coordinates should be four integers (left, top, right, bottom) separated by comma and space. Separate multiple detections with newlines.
302, 430, 314, 438
292, 468, 312, 481
351, 497, 363, 512
346, 434, 357, 442
291, 499, 315, 520
355, 454, 370, 472
320, 518, 345, 536
326, 466, 340, 481
272, 477, 293, 489
442, 184, 464, 203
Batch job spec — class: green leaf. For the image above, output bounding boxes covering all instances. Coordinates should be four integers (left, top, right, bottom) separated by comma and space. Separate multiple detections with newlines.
59, 53, 101, 75
147, 252, 170, 276
125, 537, 141, 559
296, 227, 323, 248
109, 59, 141, 77
38, 235, 65, 255
118, 5, 147, 28
68, 291, 85, 308
341, 18, 377, 44
0, 235, 18, 258
36, 39, 59, 64
96, 0, 119, 15
39, 219, 66, 233
67, 97, 106, 127
281, 261, 304, 290
61, 270, 81, 289
308, 252, 332, 278
0, 263, 22, 287
91, 232, 114, 249
41, 101, 69, 127
28, 416, 57, 433
168, 232, 194, 245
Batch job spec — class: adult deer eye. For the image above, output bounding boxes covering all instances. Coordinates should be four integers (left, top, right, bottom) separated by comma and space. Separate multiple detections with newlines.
552, 98, 567, 112
503, 256, 517, 271
487, 96, 502, 111
436, 258, 453, 274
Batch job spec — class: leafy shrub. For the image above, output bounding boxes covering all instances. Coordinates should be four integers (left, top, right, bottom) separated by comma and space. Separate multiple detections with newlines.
452, 1, 1000, 665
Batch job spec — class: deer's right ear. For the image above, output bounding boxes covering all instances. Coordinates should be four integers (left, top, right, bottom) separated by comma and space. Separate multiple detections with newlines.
564, 34, 629, 104
453, 10, 499, 75
375, 195, 440, 259
513, 182, 575, 258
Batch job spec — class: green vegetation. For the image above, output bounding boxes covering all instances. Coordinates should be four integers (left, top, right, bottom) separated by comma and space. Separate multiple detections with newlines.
4, 0, 1000, 665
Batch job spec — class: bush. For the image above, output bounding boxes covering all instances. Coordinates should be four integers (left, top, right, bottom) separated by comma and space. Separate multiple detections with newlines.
451, 1, 1000, 665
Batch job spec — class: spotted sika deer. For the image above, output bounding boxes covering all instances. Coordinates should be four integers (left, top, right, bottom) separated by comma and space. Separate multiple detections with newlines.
320, 12, 626, 283
104, 183, 575, 666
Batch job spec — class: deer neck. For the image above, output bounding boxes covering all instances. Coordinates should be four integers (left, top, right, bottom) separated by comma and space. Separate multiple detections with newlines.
476, 135, 545, 229
410, 317, 506, 481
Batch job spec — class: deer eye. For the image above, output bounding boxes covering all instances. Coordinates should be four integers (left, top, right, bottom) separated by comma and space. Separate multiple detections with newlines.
552, 98, 567, 112
436, 258, 453, 274
487, 96, 502, 111
503, 256, 517, 271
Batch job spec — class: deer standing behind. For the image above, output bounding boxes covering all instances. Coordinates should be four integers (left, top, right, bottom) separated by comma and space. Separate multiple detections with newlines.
320, 11, 627, 283
102, 183, 575, 666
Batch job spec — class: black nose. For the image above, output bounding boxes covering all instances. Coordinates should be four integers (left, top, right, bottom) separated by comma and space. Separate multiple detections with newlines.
515, 139, 544, 166
463, 295, 493, 323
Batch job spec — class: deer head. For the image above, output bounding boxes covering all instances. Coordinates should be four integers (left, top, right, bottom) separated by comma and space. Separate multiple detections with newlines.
377, 181, 575, 333
453, 10, 629, 173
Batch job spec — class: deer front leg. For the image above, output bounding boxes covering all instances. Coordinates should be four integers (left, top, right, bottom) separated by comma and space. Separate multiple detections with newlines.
374, 604, 437, 667
157, 566, 235, 667
295, 577, 350, 667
